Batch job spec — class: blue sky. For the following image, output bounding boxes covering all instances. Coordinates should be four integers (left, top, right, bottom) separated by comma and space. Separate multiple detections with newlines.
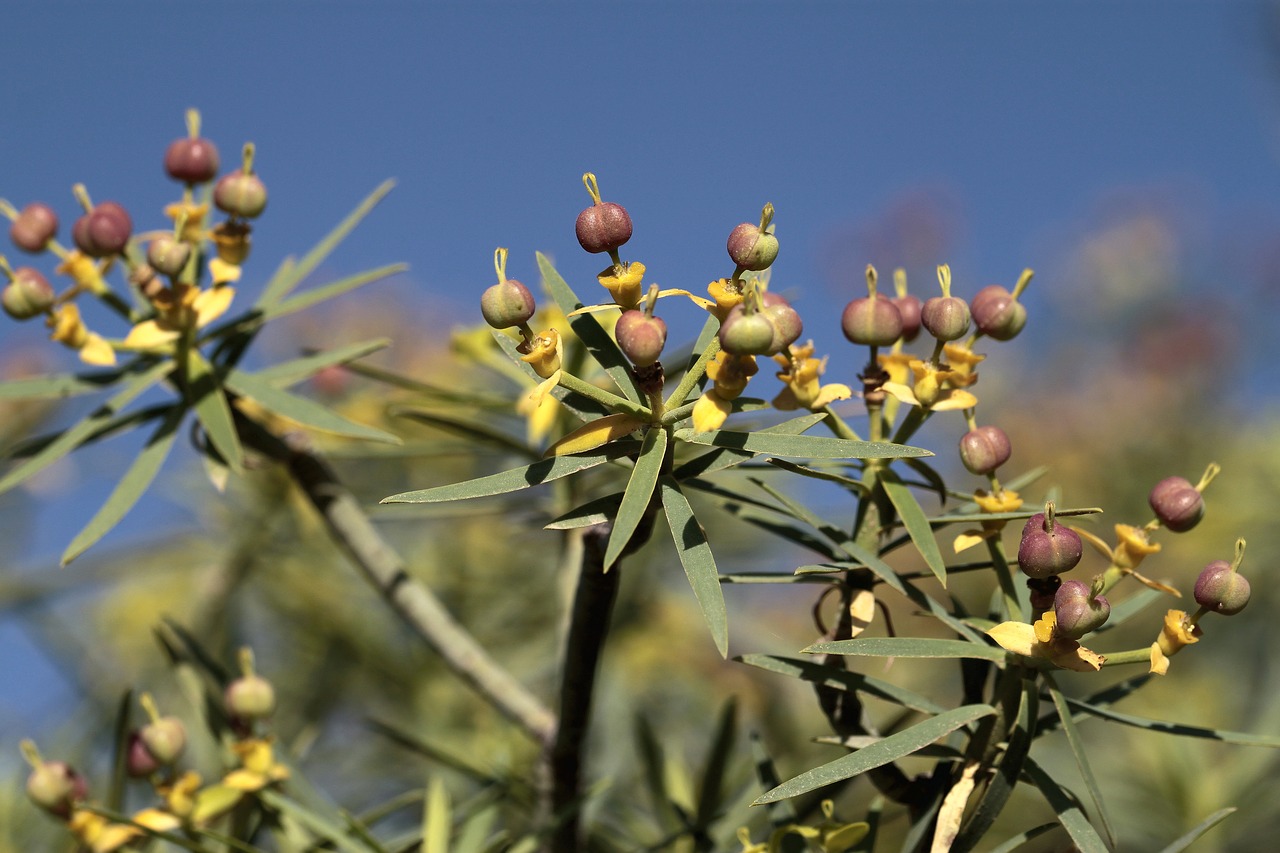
3, 2, 1279, 727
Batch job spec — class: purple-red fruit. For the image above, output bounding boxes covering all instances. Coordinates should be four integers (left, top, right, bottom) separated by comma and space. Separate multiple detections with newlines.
892, 294, 922, 342
718, 305, 776, 355
164, 136, 221, 184
126, 732, 161, 778
214, 170, 268, 218
959, 425, 1011, 475
575, 202, 632, 255
10, 203, 58, 253
970, 284, 1027, 341
1194, 561, 1251, 616
72, 201, 132, 257
1053, 580, 1110, 639
921, 295, 971, 341
841, 296, 902, 347
726, 222, 779, 272
2, 268, 55, 319
26, 761, 87, 819
1148, 476, 1204, 533
615, 310, 668, 367
1017, 513, 1083, 579
480, 279, 536, 330
761, 291, 803, 354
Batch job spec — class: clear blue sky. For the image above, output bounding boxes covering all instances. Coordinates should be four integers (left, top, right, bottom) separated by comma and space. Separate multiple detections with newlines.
3, 2, 1279, 727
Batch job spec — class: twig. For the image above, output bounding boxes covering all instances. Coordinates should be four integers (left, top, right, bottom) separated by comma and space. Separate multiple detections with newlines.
237, 416, 557, 745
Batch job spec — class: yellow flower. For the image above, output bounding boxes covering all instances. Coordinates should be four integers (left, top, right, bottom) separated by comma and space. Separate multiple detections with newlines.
706, 277, 746, 320
210, 220, 251, 265
881, 356, 977, 411
122, 281, 236, 353
1156, 608, 1201, 657
159, 770, 203, 819
68, 809, 141, 853
518, 328, 562, 379
1113, 523, 1161, 571
692, 389, 733, 432
47, 303, 116, 366
56, 250, 108, 296
942, 342, 984, 384
223, 737, 290, 792
597, 261, 646, 309
954, 488, 1024, 552
987, 614, 1105, 672
706, 350, 757, 400
164, 200, 210, 244
772, 342, 852, 411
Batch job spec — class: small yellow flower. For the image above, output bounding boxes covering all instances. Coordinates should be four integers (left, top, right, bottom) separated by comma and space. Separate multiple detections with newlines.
692, 389, 733, 432
159, 770, 203, 819
1156, 608, 1201, 658
987, 615, 1105, 672
772, 342, 852, 411
55, 251, 108, 296
881, 357, 977, 411
706, 350, 757, 400
164, 200, 210, 243
122, 281, 237, 353
210, 221, 251, 265
942, 342, 984, 384
223, 737, 289, 792
1113, 523, 1161, 571
518, 328, 562, 379
954, 488, 1023, 552
597, 261, 646, 310
706, 277, 746, 320
47, 303, 116, 366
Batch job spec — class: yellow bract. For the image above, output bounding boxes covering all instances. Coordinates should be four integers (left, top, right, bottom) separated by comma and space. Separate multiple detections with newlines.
545, 413, 646, 456
772, 342, 852, 412
597, 261, 646, 310
987, 619, 1105, 672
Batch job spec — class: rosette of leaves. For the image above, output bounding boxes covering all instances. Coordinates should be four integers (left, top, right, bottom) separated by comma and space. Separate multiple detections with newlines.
381, 253, 932, 657
0, 182, 406, 565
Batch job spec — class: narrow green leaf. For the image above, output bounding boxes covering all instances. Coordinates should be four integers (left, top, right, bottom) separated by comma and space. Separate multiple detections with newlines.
750, 732, 797, 827
454, 804, 500, 853
753, 704, 994, 804
927, 506, 1102, 526
61, 405, 183, 566
676, 428, 931, 460
391, 407, 537, 460
367, 720, 505, 788
265, 263, 407, 321
660, 475, 729, 657
694, 698, 738, 826
258, 180, 396, 308
985, 823, 1056, 853
382, 441, 638, 503
81, 805, 258, 853
634, 714, 679, 828
804, 637, 1006, 662
0, 363, 143, 400
1023, 756, 1108, 853
605, 427, 668, 569
186, 349, 243, 473
259, 789, 377, 853
423, 777, 451, 853
1062, 696, 1280, 747
764, 458, 869, 492
954, 680, 1036, 852
879, 468, 947, 586
536, 251, 644, 404
0, 360, 172, 495
1155, 807, 1237, 853
225, 368, 401, 444
1047, 679, 1116, 848
252, 338, 392, 387
736, 654, 946, 715
489, 328, 614, 421
106, 689, 134, 811
544, 491, 623, 530
672, 413, 829, 479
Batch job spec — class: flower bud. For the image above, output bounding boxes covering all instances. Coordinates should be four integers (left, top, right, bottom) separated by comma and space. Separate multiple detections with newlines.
761, 291, 803, 355
921, 295, 970, 341
214, 170, 268, 219
1194, 560, 1250, 616
891, 294, 922, 342
140, 716, 187, 766
147, 235, 193, 278
26, 759, 87, 819
841, 295, 902, 347
73, 201, 132, 257
727, 205, 779, 272
165, 137, 221, 184
10, 203, 59, 253
1053, 579, 1110, 640
225, 673, 276, 721
718, 304, 775, 355
480, 279, 536, 329
2, 267, 55, 319
1148, 476, 1204, 533
615, 309, 667, 367
1017, 511, 1082, 579
959, 425, 1011, 475
575, 173, 632, 255
970, 284, 1026, 341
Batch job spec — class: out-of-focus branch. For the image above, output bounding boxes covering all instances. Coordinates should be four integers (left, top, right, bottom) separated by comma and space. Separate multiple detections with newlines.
237, 416, 557, 746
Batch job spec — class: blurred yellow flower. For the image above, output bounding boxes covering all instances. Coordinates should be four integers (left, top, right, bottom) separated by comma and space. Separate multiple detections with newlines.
47, 303, 115, 366
772, 342, 852, 412
987, 613, 1105, 672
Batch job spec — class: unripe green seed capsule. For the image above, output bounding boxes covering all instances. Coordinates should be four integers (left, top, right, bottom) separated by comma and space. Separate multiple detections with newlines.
480, 279, 536, 329
225, 674, 276, 720
2, 268, 55, 320
147, 235, 192, 278
726, 222, 779, 272
26, 761, 87, 819
921, 295, 971, 341
719, 306, 776, 355
214, 170, 268, 219
139, 716, 187, 765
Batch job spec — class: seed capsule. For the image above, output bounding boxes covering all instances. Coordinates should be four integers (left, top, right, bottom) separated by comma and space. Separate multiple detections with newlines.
9, 203, 58, 253
1194, 560, 1251, 616
841, 296, 902, 347
2, 267, 55, 319
165, 136, 221, 184
480, 279, 536, 329
891, 293, 922, 342
26, 760, 87, 819
761, 291, 803, 355
970, 284, 1026, 340
575, 173, 632, 255
718, 305, 776, 355
1054, 579, 1110, 639
1017, 511, 1083, 579
616, 309, 667, 367
147, 235, 193, 278
214, 170, 268, 219
73, 201, 132, 257
1148, 476, 1204, 532
958, 425, 1011, 475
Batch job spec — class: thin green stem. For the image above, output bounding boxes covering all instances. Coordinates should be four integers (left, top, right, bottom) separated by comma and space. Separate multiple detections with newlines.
556, 371, 649, 418
986, 536, 1022, 622
1100, 648, 1155, 667
664, 336, 721, 410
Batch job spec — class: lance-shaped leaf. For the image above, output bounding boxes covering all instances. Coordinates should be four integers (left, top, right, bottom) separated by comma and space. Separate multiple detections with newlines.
382, 440, 639, 503
694, 698, 738, 828
1060, 696, 1280, 747
422, 777, 451, 853
258, 789, 373, 853
393, 407, 537, 460
224, 368, 400, 444
953, 680, 1036, 852
753, 704, 994, 804
0, 360, 172, 496
675, 428, 931, 460
737, 654, 946, 715
879, 467, 947, 585
546, 413, 647, 457
604, 426, 668, 570
537, 251, 645, 405
803, 637, 1007, 663
1023, 756, 1108, 853
257, 180, 396, 309
185, 349, 243, 473
1047, 678, 1116, 849
61, 405, 184, 566
1155, 808, 1237, 853
660, 475, 729, 657
0, 361, 147, 400
264, 263, 407, 321
253, 338, 391, 387
672, 413, 828, 479
545, 491, 623, 530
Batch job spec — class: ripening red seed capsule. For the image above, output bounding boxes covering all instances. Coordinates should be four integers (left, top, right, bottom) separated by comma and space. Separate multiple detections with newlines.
1194, 560, 1251, 616
165, 136, 221, 184
73, 201, 132, 257
841, 296, 902, 347
1017, 512, 1083, 579
970, 284, 1027, 341
760, 291, 803, 355
1053, 580, 1110, 640
1148, 476, 1204, 533
958, 425, 1011, 475
615, 309, 668, 367
10, 203, 58, 253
